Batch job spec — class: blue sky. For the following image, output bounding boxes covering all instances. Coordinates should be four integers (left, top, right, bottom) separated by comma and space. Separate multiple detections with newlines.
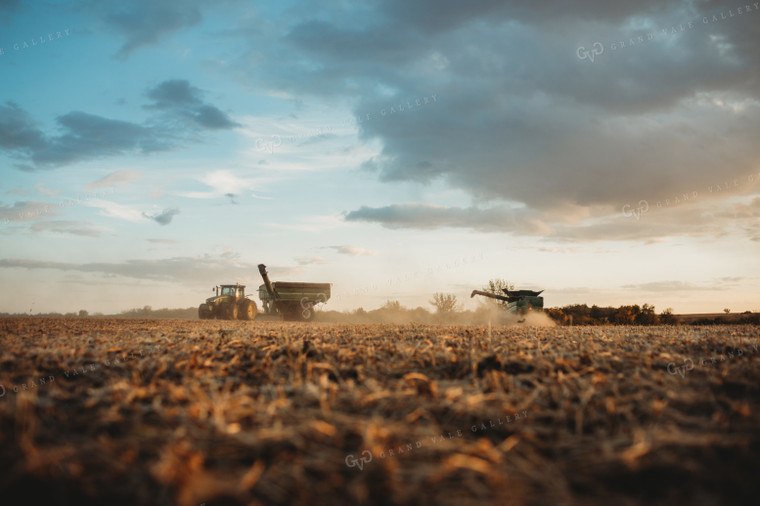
1, 0, 759, 315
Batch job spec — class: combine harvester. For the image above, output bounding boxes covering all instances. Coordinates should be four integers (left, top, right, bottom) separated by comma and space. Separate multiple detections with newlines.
198, 264, 330, 321
470, 288, 544, 323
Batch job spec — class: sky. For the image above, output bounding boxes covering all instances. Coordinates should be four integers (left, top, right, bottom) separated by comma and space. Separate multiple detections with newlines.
0, 0, 758, 315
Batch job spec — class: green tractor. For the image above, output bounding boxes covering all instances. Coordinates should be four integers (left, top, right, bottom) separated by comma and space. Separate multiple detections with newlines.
198, 283, 257, 320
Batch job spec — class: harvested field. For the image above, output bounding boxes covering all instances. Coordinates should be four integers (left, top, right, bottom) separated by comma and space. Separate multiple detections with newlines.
1, 318, 759, 505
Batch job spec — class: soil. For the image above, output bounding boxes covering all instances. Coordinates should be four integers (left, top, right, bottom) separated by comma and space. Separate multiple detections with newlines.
1, 318, 758, 505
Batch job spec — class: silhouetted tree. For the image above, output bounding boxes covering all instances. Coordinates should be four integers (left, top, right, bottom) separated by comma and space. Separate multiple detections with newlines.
482, 279, 514, 306
614, 305, 640, 325
635, 304, 658, 325
430, 293, 462, 314
660, 307, 677, 325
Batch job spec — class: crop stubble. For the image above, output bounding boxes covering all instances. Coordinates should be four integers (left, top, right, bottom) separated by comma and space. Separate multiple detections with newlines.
0, 318, 759, 505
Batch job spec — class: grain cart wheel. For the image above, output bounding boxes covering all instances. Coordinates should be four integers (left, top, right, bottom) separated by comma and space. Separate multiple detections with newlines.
240, 300, 257, 321
224, 303, 238, 320
300, 308, 314, 321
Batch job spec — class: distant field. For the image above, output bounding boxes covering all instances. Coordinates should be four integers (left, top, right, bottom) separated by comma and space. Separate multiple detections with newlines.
1, 319, 759, 505
674, 312, 760, 324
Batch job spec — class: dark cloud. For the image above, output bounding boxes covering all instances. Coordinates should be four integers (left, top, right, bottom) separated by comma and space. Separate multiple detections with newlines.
34, 112, 160, 167
192, 104, 239, 129
145, 79, 240, 129
0, 79, 238, 170
379, 0, 682, 32
80, 0, 202, 58
81, 0, 250, 59
0, 102, 46, 154
234, 0, 760, 240
146, 79, 203, 108
346, 198, 760, 243
0, 0, 21, 11
0, 106, 163, 170
345, 204, 548, 235
144, 208, 180, 226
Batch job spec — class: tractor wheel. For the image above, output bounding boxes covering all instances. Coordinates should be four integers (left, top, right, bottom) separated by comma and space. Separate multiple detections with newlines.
224, 303, 238, 320
198, 304, 209, 320
240, 300, 257, 321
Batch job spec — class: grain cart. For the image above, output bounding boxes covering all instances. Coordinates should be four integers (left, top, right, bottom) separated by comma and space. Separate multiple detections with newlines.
471, 289, 544, 317
257, 264, 331, 321
198, 284, 257, 320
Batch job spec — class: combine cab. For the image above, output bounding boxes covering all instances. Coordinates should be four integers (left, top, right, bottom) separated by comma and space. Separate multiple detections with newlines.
198, 284, 257, 320
471, 288, 544, 318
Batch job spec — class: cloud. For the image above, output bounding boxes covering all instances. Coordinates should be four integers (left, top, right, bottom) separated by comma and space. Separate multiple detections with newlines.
144, 208, 180, 226
0, 102, 46, 154
145, 79, 203, 107
325, 245, 376, 256
621, 281, 706, 292
145, 79, 239, 129
0, 254, 273, 284
0, 104, 165, 170
35, 184, 60, 197
85, 170, 141, 189
345, 203, 551, 234
0, 201, 58, 223
30, 220, 102, 237
231, 0, 760, 241
183, 170, 259, 199
295, 256, 327, 265
0, 79, 238, 170
83, 199, 147, 223
344, 196, 760, 243
81, 0, 203, 58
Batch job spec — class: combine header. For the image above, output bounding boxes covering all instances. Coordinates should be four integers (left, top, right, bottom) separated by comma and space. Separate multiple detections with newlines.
471, 288, 544, 317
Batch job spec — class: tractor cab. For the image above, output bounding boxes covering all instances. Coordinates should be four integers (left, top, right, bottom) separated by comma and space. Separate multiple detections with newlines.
218, 284, 245, 298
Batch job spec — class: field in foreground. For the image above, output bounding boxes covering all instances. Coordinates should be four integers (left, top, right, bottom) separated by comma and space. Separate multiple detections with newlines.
1, 319, 759, 506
